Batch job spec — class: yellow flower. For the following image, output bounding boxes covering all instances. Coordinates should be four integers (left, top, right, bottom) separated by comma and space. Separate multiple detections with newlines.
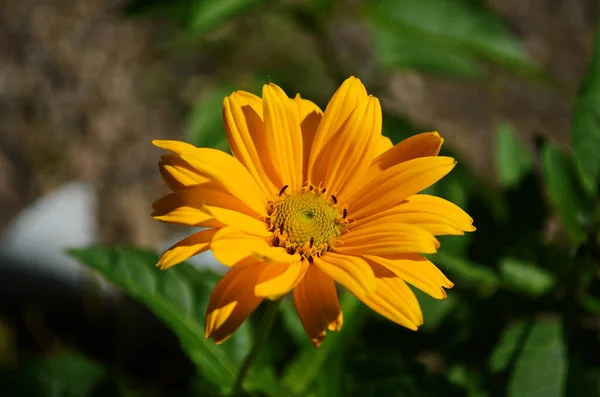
152, 77, 475, 347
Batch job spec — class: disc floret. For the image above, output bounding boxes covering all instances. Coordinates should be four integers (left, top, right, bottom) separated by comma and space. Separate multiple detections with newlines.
266, 185, 347, 260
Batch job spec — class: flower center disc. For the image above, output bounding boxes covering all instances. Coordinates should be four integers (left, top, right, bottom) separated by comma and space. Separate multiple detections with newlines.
268, 190, 345, 257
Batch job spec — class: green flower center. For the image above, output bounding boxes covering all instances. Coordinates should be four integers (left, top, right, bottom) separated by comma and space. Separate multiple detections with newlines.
267, 187, 346, 258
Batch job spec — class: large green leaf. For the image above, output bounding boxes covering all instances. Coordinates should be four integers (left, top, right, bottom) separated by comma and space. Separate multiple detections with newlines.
571, 15, 600, 195
68, 246, 264, 394
489, 319, 529, 373
432, 251, 500, 295
282, 293, 364, 396
499, 258, 556, 297
508, 317, 567, 397
541, 143, 589, 245
366, 0, 543, 78
495, 121, 534, 188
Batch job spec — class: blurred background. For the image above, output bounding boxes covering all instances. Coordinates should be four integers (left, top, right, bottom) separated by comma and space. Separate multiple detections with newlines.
1, 0, 600, 396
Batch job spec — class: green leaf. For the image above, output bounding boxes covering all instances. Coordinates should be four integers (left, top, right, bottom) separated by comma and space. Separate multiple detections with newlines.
541, 142, 589, 245
68, 246, 261, 394
495, 121, 534, 188
489, 319, 529, 373
366, 0, 544, 78
184, 84, 234, 151
508, 317, 567, 397
432, 251, 500, 296
190, 0, 266, 35
571, 14, 600, 195
282, 293, 363, 395
499, 258, 556, 297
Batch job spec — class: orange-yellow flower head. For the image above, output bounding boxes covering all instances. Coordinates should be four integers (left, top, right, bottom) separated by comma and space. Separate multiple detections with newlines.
151, 77, 475, 347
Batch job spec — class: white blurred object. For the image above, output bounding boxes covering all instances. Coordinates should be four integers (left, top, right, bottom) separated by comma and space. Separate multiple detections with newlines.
0, 182, 99, 286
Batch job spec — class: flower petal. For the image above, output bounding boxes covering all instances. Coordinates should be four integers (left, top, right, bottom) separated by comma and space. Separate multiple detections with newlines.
223, 91, 280, 195
295, 94, 323, 182
202, 205, 269, 237
158, 154, 209, 191
312, 95, 382, 200
308, 77, 368, 183
313, 253, 376, 297
153, 139, 197, 155
156, 229, 217, 270
348, 156, 457, 220
254, 260, 309, 299
365, 254, 453, 299
357, 277, 423, 330
293, 265, 342, 347
369, 132, 443, 174
375, 136, 393, 156
335, 223, 440, 256
205, 258, 266, 344
263, 83, 303, 189
151, 183, 254, 227
210, 227, 299, 266
180, 148, 266, 215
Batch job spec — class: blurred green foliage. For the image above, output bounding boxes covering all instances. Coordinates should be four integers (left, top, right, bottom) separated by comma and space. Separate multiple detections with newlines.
3, 0, 600, 396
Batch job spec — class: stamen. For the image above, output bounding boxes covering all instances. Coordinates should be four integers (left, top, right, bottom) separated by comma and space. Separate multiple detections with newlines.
278, 185, 289, 196
321, 187, 326, 193
331, 195, 337, 204
309, 185, 313, 191
309, 237, 314, 248
343, 208, 347, 219
273, 235, 280, 246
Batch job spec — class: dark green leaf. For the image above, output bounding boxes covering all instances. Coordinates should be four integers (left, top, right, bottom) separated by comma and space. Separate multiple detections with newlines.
0, 352, 105, 397
366, 0, 544, 78
282, 293, 363, 395
571, 14, 600, 195
541, 143, 589, 245
499, 258, 556, 297
190, 0, 266, 35
495, 121, 534, 188
68, 246, 264, 394
432, 251, 500, 295
489, 319, 529, 373
508, 317, 567, 397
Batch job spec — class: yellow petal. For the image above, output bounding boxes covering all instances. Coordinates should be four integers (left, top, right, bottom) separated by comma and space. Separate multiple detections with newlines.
365, 254, 453, 299
254, 260, 309, 299
151, 184, 255, 227
308, 77, 368, 183
152, 140, 197, 155
180, 148, 266, 215
348, 156, 457, 220
295, 94, 323, 182
369, 132, 444, 175
210, 227, 271, 266
312, 95, 382, 201
210, 227, 299, 266
202, 205, 269, 237
293, 265, 342, 347
223, 91, 280, 195
205, 258, 266, 343
357, 277, 423, 329
313, 253, 376, 297
263, 83, 303, 189
159, 154, 209, 191
156, 229, 217, 270
375, 136, 393, 156
335, 223, 440, 256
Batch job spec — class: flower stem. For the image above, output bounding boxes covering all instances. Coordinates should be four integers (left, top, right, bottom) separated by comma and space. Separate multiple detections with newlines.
229, 299, 280, 397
